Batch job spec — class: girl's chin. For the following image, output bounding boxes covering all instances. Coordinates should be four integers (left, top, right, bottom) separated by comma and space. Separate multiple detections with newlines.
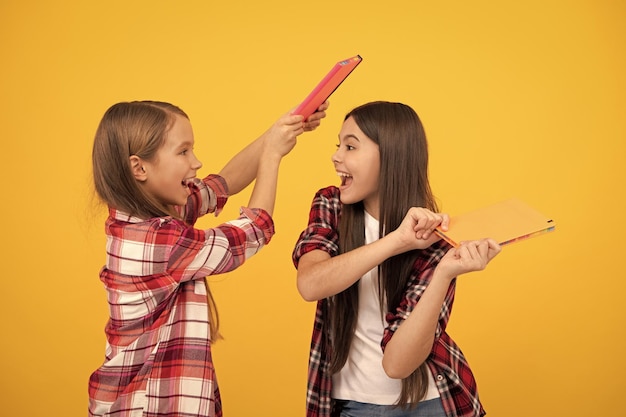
176, 192, 190, 206
339, 192, 359, 206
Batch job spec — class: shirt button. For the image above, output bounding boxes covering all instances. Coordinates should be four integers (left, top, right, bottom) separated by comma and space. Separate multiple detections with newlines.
437, 374, 444, 381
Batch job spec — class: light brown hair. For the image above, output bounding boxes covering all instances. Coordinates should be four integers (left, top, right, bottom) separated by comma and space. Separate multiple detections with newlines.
92, 101, 221, 341
92, 100, 188, 219
329, 101, 438, 406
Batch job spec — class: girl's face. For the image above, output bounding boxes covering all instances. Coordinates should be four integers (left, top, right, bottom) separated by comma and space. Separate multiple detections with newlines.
142, 114, 203, 207
332, 116, 381, 218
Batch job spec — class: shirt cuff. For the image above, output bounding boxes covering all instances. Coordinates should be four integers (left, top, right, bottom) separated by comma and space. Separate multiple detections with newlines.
204, 174, 229, 216
240, 206, 275, 244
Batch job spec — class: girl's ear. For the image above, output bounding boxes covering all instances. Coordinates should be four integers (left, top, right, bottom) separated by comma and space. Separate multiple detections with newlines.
130, 155, 148, 182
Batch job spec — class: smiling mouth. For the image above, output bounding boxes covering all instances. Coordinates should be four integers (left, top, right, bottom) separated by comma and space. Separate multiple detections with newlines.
182, 178, 196, 188
337, 172, 352, 187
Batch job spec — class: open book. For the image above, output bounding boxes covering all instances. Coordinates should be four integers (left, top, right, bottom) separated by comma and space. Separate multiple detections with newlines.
434, 198, 555, 247
293, 55, 362, 120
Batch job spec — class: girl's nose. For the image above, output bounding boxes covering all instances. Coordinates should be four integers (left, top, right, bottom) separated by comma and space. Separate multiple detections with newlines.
192, 152, 203, 170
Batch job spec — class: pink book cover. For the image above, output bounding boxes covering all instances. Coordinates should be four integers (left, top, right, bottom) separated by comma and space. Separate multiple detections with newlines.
294, 55, 362, 120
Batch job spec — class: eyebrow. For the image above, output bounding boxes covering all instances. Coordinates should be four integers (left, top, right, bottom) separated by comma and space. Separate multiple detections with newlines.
174, 140, 194, 149
339, 134, 361, 142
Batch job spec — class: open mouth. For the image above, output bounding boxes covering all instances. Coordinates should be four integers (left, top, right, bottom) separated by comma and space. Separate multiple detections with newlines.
337, 171, 353, 187
182, 178, 196, 188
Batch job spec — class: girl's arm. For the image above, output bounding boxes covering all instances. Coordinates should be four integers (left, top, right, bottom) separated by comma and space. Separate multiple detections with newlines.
297, 236, 410, 301
217, 132, 267, 196
219, 103, 328, 196
381, 239, 501, 379
297, 207, 447, 301
246, 113, 303, 216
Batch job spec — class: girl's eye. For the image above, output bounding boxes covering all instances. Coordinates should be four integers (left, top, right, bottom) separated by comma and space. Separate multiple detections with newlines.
180, 149, 188, 155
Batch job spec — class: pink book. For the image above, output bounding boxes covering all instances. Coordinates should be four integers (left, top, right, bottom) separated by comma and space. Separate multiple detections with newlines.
293, 55, 362, 120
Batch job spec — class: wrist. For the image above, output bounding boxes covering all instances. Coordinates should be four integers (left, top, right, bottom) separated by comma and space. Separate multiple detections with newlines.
432, 266, 455, 285
259, 150, 282, 166
383, 231, 412, 257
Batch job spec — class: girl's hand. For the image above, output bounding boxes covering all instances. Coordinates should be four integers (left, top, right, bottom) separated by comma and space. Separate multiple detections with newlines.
302, 101, 329, 131
392, 207, 450, 251
438, 238, 501, 279
263, 113, 306, 159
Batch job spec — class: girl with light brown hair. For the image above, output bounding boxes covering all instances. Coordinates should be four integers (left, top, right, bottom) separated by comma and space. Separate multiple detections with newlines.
89, 100, 327, 417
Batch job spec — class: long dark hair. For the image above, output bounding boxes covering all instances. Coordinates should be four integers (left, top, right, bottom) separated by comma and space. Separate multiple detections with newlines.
328, 101, 438, 405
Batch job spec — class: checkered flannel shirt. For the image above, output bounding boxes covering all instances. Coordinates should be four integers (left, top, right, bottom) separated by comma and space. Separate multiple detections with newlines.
89, 174, 274, 417
292, 186, 485, 417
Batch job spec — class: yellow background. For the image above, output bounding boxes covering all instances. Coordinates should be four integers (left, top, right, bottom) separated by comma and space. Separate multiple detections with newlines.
1, 1, 624, 416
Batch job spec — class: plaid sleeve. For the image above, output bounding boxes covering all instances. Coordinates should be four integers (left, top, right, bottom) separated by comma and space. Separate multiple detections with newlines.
292, 186, 341, 417
181, 174, 229, 225
381, 240, 485, 417
168, 206, 274, 282
292, 186, 342, 268
381, 240, 452, 347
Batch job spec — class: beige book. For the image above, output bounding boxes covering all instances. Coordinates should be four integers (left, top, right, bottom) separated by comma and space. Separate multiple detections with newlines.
435, 198, 555, 247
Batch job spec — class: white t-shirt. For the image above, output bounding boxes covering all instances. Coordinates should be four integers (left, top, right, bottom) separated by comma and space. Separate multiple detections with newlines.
331, 211, 439, 405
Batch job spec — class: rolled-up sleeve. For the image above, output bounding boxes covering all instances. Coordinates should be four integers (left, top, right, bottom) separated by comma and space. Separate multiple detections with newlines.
168, 206, 275, 282
293, 187, 342, 268
382, 242, 453, 350
182, 174, 230, 225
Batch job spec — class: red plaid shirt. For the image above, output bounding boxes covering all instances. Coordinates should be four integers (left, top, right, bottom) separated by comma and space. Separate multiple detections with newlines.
292, 186, 485, 417
89, 174, 274, 417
